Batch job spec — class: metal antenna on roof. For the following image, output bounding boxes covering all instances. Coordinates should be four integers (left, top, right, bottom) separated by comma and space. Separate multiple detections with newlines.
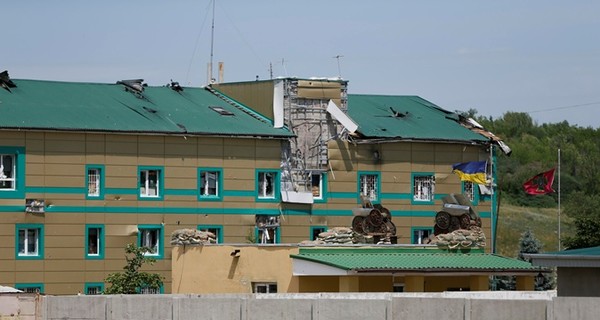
207, 0, 216, 85
333, 55, 344, 79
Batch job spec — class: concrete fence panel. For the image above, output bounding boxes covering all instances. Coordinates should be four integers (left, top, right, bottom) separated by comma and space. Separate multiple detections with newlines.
45, 296, 106, 320
246, 297, 314, 320
0, 294, 39, 320
393, 297, 466, 320
316, 296, 390, 320
552, 297, 600, 320
470, 299, 548, 320
107, 295, 173, 320
174, 296, 246, 320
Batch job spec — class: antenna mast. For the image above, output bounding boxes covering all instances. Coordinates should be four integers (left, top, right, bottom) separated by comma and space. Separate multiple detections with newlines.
334, 55, 344, 79
207, 0, 216, 85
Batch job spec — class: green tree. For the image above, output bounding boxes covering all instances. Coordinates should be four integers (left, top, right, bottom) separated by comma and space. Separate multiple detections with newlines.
494, 229, 555, 290
104, 243, 164, 294
562, 192, 600, 250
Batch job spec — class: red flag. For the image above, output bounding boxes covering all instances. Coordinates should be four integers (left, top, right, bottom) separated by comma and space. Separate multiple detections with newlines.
523, 168, 555, 195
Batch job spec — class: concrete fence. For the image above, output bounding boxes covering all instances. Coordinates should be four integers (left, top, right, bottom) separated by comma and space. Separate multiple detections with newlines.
2, 292, 600, 320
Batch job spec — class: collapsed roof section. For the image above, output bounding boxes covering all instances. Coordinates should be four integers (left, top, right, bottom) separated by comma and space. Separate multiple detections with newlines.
345, 94, 511, 155
0, 76, 293, 139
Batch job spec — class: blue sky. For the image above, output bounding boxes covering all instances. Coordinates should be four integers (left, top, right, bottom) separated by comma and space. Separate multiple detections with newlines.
4, 1, 600, 128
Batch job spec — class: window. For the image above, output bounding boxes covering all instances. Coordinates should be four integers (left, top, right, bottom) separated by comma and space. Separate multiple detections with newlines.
412, 227, 433, 244
256, 170, 279, 201
198, 168, 222, 200
0, 147, 25, 198
84, 283, 104, 295
412, 173, 435, 203
197, 225, 223, 243
463, 181, 479, 205
358, 172, 380, 203
310, 226, 327, 241
393, 283, 405, 292
15, 224, 43, 259
0, 154, 15, 190
311, 171, 327, 202
85, 225, 104, 259
86, 165, 104, 199
140, 286, 162, 294
15, 283, 44, 294
255, 215, 280, 244
252, 282, 277, 293
138, 225, 163, 259
138, 167, 163, 200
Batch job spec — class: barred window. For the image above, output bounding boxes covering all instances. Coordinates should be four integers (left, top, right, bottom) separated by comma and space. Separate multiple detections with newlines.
413, 175, 435, 202
87, 168, 100, 197
360, 174, 378, 202
464, 181, 475, 202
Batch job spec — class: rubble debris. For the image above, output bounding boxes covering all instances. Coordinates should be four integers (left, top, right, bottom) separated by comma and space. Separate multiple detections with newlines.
170, 228, 216, 245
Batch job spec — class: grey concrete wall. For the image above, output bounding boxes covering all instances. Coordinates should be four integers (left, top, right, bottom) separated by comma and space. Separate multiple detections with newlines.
0, 294, 39, 320
24, 293, 600, 320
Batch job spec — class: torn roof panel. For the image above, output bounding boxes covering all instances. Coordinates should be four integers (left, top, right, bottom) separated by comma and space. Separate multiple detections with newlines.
0, 79, 293, 138
347, 94, 490, 143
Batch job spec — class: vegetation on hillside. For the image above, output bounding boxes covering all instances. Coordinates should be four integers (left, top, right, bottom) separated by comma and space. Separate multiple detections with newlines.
468, 111, 600, 251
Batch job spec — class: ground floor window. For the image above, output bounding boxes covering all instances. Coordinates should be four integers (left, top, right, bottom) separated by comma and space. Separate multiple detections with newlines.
252, 282, 277, 293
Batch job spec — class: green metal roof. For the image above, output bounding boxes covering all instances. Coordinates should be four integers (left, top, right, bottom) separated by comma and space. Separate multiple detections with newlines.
291, 247, 539, 272
347, 94, 489, 143
0, 79, 293, 138
549, 246, 600, 256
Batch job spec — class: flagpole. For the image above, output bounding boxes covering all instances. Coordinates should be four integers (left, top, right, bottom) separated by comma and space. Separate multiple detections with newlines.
558, 148, 561, 251
490, 144, 495, 254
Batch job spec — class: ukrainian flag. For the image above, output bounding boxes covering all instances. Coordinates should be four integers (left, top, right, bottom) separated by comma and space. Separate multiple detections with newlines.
452, 161, 487, 184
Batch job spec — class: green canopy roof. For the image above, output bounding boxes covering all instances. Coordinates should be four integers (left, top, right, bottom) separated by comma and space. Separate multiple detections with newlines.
291, 247, 539, 273
0, 79, 293, 138
347, 94, 489, 143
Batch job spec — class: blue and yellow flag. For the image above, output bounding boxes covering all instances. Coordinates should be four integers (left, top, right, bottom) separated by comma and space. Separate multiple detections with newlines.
452, 161, 487, 184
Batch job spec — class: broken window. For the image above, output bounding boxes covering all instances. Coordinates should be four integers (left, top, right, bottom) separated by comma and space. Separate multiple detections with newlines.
86, 225, 103, 258
311, 172, 324, 200
359, 173, 379, 202
0, 154, 15, 190
199, 169, 220, 197
139, 227, 161, 257
412, 228, 433, 244
139, 169, 161, 198
257, 171, 277, 199
413, 174, 435, 202
256, 215, 280, 244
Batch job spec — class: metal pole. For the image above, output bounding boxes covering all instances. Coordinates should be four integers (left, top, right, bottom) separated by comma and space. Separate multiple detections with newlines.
558, 148, 561, 251
490, 144, 495, 254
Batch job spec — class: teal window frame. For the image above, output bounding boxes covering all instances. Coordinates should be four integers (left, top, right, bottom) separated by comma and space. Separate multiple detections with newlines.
15, 223, 44, 260
137, 166, 164, 200
84, 282, 104, 295
14, 283, 44, 294
137, 224, 164, 259
0, 146, 25, 199
255, 226, 281, 244
85, 224, 105, 260
357, 171, 381, 204
310, 226, 327, 241
85, 164, 105, 200
411, 172, 435, 205
311, 171, 328, 203
255, 169, 280, 202
411, 226, 434, 244
197, 224, 224, 243
197, 167, 223, 201
462, 181, 480, 205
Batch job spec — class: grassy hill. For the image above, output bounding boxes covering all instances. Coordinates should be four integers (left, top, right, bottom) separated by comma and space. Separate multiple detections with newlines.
495, 203, 573, 258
